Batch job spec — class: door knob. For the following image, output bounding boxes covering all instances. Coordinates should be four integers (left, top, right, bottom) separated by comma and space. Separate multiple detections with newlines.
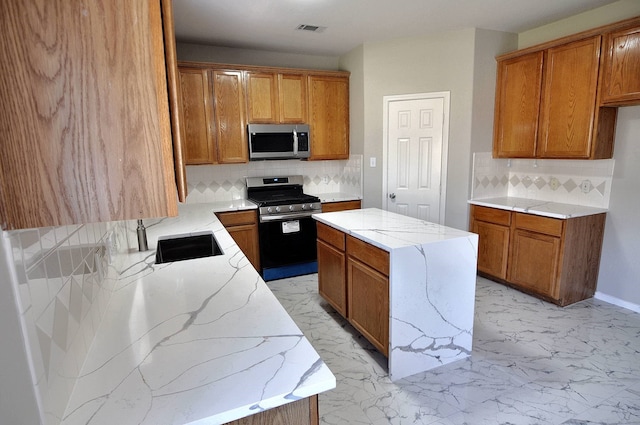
389, 193, 396, 200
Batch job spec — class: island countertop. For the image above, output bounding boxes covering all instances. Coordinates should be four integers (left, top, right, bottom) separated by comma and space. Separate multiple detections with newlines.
313, 208, 478, 381
313, 207, 475, 252
61, 204, 335, 425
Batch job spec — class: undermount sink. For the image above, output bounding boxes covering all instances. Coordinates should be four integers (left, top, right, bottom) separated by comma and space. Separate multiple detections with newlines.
155, 231, 223, 264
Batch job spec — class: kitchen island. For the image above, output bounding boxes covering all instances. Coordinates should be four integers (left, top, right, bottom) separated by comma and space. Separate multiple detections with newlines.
61, 203, 335, 425
313, 208, 479, 381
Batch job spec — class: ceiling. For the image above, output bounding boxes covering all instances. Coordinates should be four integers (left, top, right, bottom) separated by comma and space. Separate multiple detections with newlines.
172, 0, 620, 56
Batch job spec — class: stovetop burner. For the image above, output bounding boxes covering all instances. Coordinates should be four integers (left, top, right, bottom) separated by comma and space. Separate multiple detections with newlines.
246, 175, 322, 218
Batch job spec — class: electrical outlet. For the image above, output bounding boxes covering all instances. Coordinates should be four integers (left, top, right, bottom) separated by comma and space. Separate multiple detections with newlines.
549, 177, 560, 191
580, 180, 592, 193
322, 175, 330, 184
370, 157, 377, 167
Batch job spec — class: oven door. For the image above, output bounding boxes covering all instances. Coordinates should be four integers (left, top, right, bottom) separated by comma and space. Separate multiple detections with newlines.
258, 215, 317, 281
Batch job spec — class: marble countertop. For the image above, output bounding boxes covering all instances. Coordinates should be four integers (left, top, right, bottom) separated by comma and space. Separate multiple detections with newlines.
313, 208, 474, 252
62, 204, 335, 425
468, 197, 608, 219
316, 193, 362, 203
206, 199, 258, 212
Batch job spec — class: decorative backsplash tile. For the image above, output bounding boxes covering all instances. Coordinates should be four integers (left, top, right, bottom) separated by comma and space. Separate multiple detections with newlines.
185, 155, 363, 203
471, 152, 614, 209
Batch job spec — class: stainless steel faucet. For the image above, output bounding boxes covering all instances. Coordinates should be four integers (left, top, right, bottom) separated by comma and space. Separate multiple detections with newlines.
137, 219, 148, 251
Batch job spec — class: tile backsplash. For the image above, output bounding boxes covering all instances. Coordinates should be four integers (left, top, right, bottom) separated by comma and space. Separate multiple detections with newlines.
5, 221, 131, 425
471, 152, 614, 208
185, 154, 363, 203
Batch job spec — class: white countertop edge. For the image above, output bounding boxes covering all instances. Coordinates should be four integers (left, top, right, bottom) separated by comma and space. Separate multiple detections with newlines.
316, 192, 362, 203
468, 197, 608, 219
194, 199, 258, 213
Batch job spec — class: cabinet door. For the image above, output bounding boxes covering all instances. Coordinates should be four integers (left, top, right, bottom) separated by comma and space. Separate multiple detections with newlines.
0, 0, 178, 229
538, 36, 601, 158
308, 75, 349, 160
472, 220, 510, 280
178, 67, 217, 164
212, 70, 248, 163
601, 26, 640, 105
347, 257, 389, 356
508, 229, 561, 298
227, 224, 260, 271
279, 73, 307, 123
317, 239, 347, 317
493, 52, 543, 158
246, 72, 279, 123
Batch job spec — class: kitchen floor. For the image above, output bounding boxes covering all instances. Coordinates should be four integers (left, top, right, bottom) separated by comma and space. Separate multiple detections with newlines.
268, 274, 640, 425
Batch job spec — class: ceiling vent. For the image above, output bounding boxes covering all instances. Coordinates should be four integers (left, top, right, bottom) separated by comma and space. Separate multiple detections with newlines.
296, 24, 326, 33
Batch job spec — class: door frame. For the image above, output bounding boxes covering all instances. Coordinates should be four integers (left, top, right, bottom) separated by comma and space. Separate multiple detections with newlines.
382, 92, 450, 224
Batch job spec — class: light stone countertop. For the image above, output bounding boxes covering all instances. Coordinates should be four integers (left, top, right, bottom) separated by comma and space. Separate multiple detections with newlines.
468, 197, 608, 219
316, 193, 362, 203
61, 203, 335, 425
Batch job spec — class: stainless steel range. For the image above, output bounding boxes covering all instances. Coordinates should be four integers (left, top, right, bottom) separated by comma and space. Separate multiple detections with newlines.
246, 176, 322, 281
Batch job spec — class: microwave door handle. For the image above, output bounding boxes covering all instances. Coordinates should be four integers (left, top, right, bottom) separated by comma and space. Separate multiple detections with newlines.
293, 129, 298, 155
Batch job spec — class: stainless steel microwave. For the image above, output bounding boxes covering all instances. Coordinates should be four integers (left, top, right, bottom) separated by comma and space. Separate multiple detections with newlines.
247, 124, 310, 160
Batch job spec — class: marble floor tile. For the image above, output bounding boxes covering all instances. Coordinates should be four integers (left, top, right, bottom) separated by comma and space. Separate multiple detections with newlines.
267, 275, 640, 425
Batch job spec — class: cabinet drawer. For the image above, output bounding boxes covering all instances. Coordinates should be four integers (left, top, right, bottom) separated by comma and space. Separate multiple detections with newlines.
515, 213, 563, 237
322, 200, 362, 213
472, 205, 511, 226
346, 235, 389, 276
216, 210, 257, 227
317, 222, 345, 250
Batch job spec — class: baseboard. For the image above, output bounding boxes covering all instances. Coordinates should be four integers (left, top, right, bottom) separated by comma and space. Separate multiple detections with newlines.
594, 291, 640, 314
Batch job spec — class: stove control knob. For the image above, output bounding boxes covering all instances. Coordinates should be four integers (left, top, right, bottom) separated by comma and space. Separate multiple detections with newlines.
275, 206, 281, 213
301, 204, 307, 210
267, 207, 272, 214
289, 205, 294, 211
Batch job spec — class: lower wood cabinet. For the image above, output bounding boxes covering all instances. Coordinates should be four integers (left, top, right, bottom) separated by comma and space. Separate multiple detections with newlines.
321, 200, 361, 213
223, 395, 318, 425
470, 204, 606, 306
216, 210, 260, 271
317, 222, 390, 356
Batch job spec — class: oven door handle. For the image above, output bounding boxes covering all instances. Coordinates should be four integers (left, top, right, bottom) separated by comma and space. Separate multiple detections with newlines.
260, 211, 315, 222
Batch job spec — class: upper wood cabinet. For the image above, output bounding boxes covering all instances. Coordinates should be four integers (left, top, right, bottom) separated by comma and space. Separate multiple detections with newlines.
601, 23, 640, 105
246, 72, 307, 123
308, 75, 350, 160
493, 52, 543, 158
537, 36, 606, 158
0, 0, 181, 230
212, 70, 248, 163
178, 67, 216, 164
494, 34, 620, 159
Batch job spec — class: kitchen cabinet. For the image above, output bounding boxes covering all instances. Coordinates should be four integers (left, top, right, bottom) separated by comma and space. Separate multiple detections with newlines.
316, 222, 389, 356
308, 75, 350, 160
246, 71, 307, 123
0, 0, 183, 230
216, 210, 260, 271
224, 395, 318, 425
494, 36, 616, 159
470, 205, 607, 306
493, 52, 543, 158
321, 200, 362, 213
317, 222, 347, 317
213, 70, 249, 163
346, 235, 390, 356
601, 22, 640, 106
178, 67, 216, 164
470, 205, 511, 280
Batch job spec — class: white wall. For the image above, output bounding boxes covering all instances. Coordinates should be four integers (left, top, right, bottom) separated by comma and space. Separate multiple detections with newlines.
516, 0, 640, 310
176, 42, 340, 70
340, 28, 515, 230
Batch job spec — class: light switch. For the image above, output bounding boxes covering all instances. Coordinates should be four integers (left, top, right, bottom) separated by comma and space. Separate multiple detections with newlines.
369, 157, 377, 167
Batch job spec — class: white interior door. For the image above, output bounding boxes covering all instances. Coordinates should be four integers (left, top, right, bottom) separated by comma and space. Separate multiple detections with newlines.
383, 93, 449, 223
